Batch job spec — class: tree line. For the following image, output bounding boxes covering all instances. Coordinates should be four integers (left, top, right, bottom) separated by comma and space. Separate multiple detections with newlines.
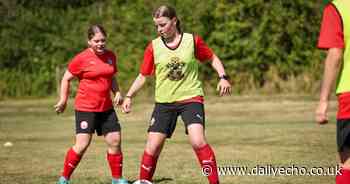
0, 0, 325, 97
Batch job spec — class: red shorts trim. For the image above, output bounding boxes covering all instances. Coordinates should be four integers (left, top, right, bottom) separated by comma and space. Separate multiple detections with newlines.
176, 96, 204, 104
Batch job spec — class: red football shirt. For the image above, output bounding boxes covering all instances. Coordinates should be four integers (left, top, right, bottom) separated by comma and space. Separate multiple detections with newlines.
68, 48, 117, 112
140, 34, 214, 104
318, 4, 349, 119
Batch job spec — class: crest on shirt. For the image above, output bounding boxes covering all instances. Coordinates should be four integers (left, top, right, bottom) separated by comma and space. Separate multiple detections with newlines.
166, 56, 185, 81
107, 58, 113, 65
80, 121, 88, 129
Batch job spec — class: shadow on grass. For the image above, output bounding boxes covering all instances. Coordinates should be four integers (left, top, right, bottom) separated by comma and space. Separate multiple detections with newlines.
127, 177, 173, 183
153, 177, 173, 183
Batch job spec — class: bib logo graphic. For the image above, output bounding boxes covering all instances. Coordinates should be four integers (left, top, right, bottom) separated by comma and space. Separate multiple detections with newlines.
80, 121, 88, 129
166, 57, 185, 81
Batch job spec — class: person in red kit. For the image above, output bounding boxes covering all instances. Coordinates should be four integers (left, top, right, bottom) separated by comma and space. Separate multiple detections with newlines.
315, 0, 350, 183
122, 5, 231, 184
54, 24, 128, 184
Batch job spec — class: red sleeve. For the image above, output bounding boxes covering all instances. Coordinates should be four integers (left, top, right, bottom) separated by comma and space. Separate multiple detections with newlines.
194, 35, 214, 63
67, 55, 82, 76
140, 42, 155, 76
317, 4, 344, 49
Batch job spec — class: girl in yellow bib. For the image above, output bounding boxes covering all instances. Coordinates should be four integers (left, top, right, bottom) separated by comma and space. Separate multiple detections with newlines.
122, 5, 231, 184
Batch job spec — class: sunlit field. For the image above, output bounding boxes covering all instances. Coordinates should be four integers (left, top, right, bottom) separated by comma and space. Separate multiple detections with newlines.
0, 95, 338, 184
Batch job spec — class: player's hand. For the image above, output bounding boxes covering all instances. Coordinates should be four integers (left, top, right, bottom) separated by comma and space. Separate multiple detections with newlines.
54, 100, 67, 114
315, 101, 329, 125
122, 97, 132, 113
113, 91, 123, 106
217, 79, 232, 96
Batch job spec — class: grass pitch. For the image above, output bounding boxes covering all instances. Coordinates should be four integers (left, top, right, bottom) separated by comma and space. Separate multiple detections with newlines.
0, 95, 338, 184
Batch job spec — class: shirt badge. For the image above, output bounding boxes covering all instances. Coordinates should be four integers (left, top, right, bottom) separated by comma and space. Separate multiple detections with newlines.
166, 56, 185, 81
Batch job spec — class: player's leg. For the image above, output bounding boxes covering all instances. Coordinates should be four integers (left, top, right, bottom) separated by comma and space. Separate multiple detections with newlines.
105, 131, 127, 184
337, 150, 350, 184
58, 133, 93, 183
188, 124, 207, 149
73, 133, 93, 154
340, 149, 350, 169
58, 111, 95, 183
188, 124, 219, 184
99, 109, 127, 184
139, 132, 167, 181
105, 131, 122, 154
181, 103, 219, 184
138, 103, 177, 182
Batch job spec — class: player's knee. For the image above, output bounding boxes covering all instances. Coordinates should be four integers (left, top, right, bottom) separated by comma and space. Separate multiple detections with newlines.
105, 132, 121, 146
107, 135, 121, 145
107, 145, 121, 154
107, 139, 121, 151
190, 139, 207, 150
339, 149, 350, 163
145, 147, 159, 156
74, 141, 91, 154
341, 155, 350, 169
343, 163, 350, 170
145, 144, 162, 156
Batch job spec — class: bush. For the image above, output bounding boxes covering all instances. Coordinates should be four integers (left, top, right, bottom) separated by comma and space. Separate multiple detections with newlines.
0, 0, 325, 97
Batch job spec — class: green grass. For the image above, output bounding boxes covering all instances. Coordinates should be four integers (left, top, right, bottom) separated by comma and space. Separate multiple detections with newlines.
0, 95, 338, 184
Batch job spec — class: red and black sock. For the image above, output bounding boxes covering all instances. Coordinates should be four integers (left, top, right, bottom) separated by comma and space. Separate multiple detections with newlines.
194, 144, 219, 184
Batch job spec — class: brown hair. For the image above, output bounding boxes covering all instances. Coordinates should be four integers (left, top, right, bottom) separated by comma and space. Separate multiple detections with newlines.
153, 5, 181, 33
87, 24, 107, 40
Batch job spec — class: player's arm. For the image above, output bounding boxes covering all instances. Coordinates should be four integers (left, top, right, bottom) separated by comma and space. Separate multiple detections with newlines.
111, 77, 120, 94
210, 54, 232, 96
122, 74, 147, 113
122, 42, 153, 113
315, 48, 343, 124
112, 77, 123, 106
54, 70, 75, 114
195, 35, 231, 96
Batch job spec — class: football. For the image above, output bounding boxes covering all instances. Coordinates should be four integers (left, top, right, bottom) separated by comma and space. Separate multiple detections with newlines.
3, 141, 13, 147
132, 179, 153, 184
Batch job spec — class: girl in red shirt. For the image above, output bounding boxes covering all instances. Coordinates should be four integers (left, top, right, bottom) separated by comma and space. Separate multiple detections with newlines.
54, 25, 128, 184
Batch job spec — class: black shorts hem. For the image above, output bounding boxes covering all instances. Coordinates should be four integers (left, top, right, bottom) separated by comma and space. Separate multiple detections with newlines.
184, 121, 205, 135
147, 129, 172, 138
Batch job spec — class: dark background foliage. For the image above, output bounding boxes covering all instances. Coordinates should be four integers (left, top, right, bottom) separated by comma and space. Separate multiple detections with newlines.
0, 0, 326, 97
